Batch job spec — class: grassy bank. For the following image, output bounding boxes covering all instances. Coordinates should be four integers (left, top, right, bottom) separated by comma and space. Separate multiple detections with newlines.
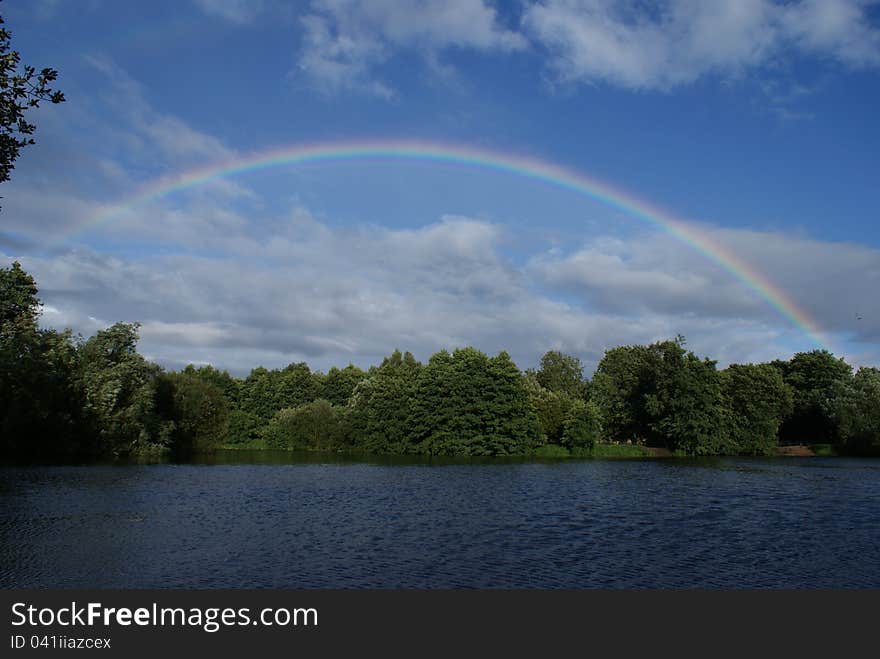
216, 441, 659, 459
211, 441, 879, 460
532, 443, 657, 459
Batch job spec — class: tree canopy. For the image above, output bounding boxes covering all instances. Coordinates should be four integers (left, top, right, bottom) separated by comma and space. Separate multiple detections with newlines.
408, 347, 539, 456
535, 350, 587, 399
2, 263, 879, 461
775, 350, 853, 445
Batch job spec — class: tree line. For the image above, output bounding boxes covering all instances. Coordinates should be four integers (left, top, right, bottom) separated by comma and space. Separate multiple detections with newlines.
2, 262, 879, 461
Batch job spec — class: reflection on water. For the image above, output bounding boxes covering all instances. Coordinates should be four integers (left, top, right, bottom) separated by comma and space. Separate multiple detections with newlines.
1, 452, 879, 588
123, 449, 580, 467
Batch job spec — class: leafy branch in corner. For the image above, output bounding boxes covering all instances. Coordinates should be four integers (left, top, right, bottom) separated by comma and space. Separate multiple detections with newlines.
0, 10, 65, 185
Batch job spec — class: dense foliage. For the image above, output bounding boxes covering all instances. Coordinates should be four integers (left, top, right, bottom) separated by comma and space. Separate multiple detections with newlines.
720, 363, 793, 455
2, 263, 879, 461
407, 348, 539, 456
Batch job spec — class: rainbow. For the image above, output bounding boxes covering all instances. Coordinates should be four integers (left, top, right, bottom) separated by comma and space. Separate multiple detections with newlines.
62, 138, 829, 348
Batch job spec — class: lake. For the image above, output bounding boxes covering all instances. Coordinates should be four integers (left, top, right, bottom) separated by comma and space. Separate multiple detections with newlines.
2, 452, 879, 588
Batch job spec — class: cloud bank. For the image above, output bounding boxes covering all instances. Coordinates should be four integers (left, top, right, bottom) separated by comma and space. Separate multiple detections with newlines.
522, 0, 880, 90
6, 204, 879, 376
269, 0, 880, 94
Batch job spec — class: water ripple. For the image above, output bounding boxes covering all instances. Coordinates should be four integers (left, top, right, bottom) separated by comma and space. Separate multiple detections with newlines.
1, 457, 879, 588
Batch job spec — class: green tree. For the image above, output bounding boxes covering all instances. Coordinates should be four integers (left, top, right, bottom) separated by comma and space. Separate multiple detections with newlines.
535, 350, 587, 399
321, 364, 367, 406
76, 322, 173, 455
644, 339, 725, 455
181, 364, 240, 405
348, 350, 421, 454
408, 347, 539, 456
277, 362, 320, 409
776, 350, 853, 445
239, 362, 319, 423
0, 10, 64, 187
593, 337, 725, 454
226, 409, 264, 446
561, 399, 601, 452
591, 343, 657, 443
0, 262, 84, 457
720, 363, 793, 455
831, 367, 880, 453
0, 325, 82, 457
162, 372, 229, 452
523, 374, 572, 445
0, 260, 38, 337
238, 366, 276, 422
177, 364, 265, 446
265, 399, 344, 451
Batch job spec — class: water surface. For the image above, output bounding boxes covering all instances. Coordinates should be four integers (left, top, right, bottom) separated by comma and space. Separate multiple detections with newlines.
2, 452, 878, 588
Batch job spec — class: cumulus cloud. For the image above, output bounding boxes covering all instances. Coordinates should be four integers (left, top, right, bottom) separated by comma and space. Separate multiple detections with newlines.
197, 1, 880, 95
529, 224, 880, 344
297, 12, 395, 98
522, 0, 880, 90
296, 0, 526, 96
710, 226, 880, 340
7, 207, 875, 377
528, 235, 760, 318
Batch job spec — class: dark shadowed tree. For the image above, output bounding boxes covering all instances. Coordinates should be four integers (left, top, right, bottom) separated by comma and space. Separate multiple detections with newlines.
162, 371, 229, 452
775, 350, 852, 445
76, 322, 173, 455
0, 262, 83, 457
182, 364, 240, 405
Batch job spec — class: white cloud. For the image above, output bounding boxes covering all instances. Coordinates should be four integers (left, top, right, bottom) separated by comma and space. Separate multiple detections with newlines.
297, 13, 395, 98
529, 236, 758, 318
529, 224, 880, 344
296, 0, 526, 96
8, 208, 875, 377
782, 0, 880, 67
0, 187, 102, 238
522, 0, 880, 90
198, 1, 880, 96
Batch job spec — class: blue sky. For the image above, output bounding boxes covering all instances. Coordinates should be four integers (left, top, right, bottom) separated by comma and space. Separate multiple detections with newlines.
2, 0, 879, 375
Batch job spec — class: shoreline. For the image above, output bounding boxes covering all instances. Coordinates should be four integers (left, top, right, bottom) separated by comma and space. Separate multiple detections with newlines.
6, 443, 877, 468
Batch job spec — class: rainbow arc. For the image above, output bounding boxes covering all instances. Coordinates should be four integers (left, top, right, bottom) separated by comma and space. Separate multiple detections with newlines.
59, 139, 829, 349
